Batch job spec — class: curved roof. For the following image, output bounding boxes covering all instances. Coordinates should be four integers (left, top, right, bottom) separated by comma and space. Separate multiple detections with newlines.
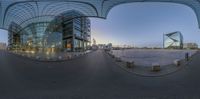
1, 0, 200, 30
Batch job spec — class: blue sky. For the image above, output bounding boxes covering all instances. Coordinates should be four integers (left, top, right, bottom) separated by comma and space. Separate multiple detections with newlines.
90, 2, 200, 47
0, 29, 8, 44
0, 2, 200, 47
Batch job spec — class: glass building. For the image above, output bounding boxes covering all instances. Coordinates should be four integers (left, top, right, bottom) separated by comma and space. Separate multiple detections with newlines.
163, 31, 183, 49
8, 10, 91, 53
58, 10, 91, 52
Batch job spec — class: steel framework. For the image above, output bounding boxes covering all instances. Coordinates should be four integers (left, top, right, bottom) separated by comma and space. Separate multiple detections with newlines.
1, 0, 200, 30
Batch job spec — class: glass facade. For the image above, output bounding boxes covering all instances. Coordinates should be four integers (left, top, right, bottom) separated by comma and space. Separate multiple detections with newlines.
8, 10, 91, 53
60, 10, 91, 52
163, 31, 183, 49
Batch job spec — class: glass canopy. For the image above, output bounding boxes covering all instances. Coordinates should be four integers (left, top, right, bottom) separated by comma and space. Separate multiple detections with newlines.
0, 0, 200, 30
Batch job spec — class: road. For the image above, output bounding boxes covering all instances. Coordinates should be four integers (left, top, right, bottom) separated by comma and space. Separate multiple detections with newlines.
0, 50, 200, 99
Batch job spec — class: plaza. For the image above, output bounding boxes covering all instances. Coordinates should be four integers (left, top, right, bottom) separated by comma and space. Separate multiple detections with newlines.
0, 50, 200, 98
1, 0, 200, 98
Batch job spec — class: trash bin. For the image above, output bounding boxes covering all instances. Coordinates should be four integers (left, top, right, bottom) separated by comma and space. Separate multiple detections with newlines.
126, 61, 134, 68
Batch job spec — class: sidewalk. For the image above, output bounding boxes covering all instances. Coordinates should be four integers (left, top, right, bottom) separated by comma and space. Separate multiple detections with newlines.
105, 50, 199, 77
9, 50, 92, 62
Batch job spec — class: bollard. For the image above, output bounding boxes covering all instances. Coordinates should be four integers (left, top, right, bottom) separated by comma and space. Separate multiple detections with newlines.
36, 56, 40, 59
46, 57, 50, 60
115, 57, 122, 62
126, 61, 134, 68
110, 50, 113, 54
151, 63, 161, 72
58, 56, 62, 60
185, 52, 189, 61
64, 56, 68, 60
111, 54, 115, 58
76, 54, 79, 56
68, 55, 72, 59
174, 59, 181, 66
27, 55, 31, 58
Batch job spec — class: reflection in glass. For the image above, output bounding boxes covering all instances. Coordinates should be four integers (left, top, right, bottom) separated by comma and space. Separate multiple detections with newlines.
8, 10, 91, 55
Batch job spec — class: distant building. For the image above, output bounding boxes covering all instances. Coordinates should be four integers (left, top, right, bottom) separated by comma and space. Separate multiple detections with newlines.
184, 43, 198, 49
97, 43, 112, 51
92, 45, 98, 50
163, 31, 183, 49
0, 43, 7, 50
91, 38, 98, 50
98, 44, 106, 49
92, 38, 96, 46
59, 11, 91, 52
105, 43, 112, 50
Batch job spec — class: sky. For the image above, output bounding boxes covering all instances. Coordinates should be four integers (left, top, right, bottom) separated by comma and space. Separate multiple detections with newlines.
0, 29, 8, 45
90, 2, 200, 47
0, 2, 200, 47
